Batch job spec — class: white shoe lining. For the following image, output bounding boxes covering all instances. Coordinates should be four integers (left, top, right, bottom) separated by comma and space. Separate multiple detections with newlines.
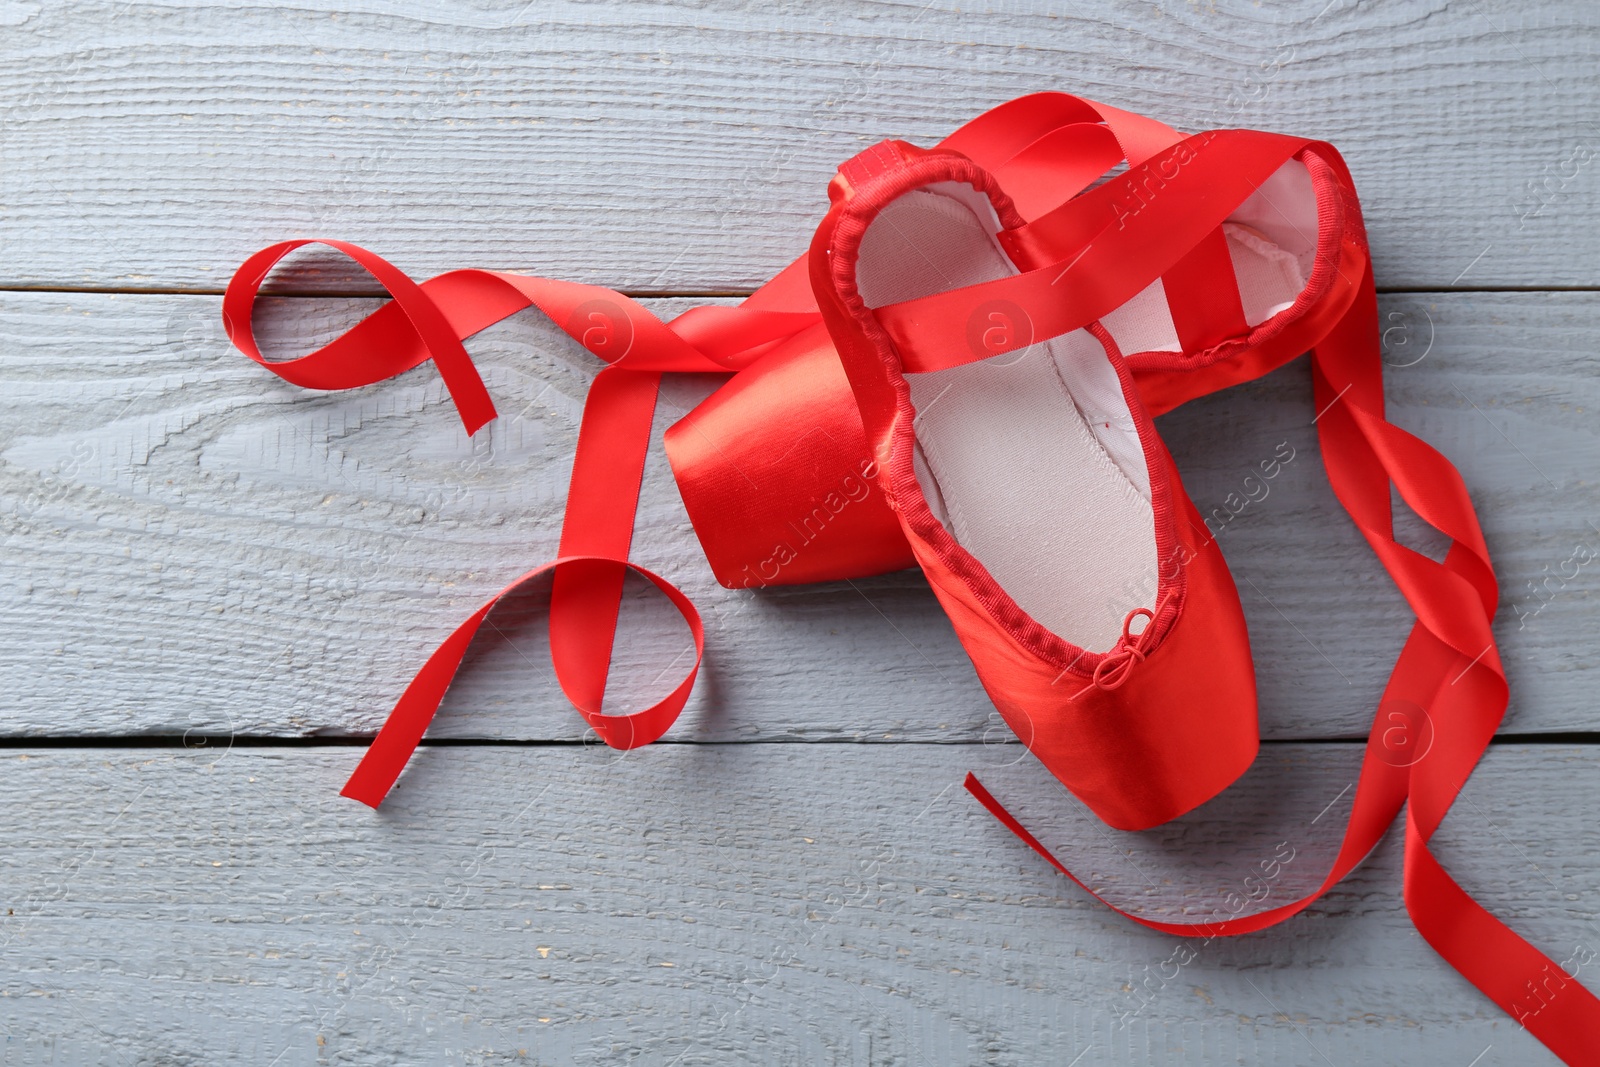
854, 164, 1313, 652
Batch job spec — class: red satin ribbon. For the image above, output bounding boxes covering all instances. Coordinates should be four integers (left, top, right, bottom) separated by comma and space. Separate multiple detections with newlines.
966, 259, 1600, 1064
224, 94, 1599, 1061
225, 242, 783, 804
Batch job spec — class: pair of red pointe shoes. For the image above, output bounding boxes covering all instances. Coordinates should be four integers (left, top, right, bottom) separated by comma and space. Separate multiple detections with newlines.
794, 136, 1344, 830
228, 94, 1600, 1060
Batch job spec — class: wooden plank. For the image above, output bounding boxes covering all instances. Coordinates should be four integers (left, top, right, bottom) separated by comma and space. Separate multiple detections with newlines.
2, 289, 1597, 740
0, 742, 1587, 1064
1, 0, 1598, 292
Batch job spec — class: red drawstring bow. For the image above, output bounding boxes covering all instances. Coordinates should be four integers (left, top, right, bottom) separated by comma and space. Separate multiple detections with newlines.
1072, 598, 1168, 699
1090, 617, 1148, 691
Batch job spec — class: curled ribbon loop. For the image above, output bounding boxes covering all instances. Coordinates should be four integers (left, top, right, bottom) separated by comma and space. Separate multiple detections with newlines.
222, 239, 498, 434
338, 555, 704, 809
224, 240, 820, 811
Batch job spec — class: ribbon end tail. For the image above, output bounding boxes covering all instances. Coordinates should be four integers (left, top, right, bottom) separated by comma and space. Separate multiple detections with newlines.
964, 771, 1075, 881
461, 402, 498, 437
339, 778, 389, 810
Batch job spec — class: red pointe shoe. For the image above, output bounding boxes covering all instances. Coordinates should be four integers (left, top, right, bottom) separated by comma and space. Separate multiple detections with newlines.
810, 141, 1265, 830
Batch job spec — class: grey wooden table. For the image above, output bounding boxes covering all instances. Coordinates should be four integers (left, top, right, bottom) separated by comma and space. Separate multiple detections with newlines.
3, 1, 1598, 1063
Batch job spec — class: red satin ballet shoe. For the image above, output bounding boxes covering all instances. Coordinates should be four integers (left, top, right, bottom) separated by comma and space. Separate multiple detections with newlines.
809, 140, 1271, 831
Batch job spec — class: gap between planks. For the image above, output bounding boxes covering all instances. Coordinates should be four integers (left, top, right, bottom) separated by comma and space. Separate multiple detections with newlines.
5, 284, 1600, 299
0, 735, 1596, 748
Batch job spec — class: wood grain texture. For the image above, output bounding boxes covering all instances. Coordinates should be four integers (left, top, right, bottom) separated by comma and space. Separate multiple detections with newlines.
3, 4, 1596, 1064
1, 0, 1598, 292
0, 742, 1588, 1065
2, 288, 1597, 740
